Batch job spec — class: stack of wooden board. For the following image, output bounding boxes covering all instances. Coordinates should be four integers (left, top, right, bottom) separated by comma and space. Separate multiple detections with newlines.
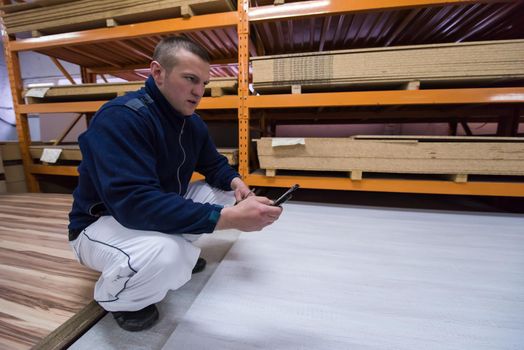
0, 142, 26, 193
23, 78, 238, 103
1, 0, 235, 35
255, 136, 524, 181
252, 40, 524, 92
30, 144, 239, 166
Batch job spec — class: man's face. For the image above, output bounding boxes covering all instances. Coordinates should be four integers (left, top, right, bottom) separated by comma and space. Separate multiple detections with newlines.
151, 49, 210, 116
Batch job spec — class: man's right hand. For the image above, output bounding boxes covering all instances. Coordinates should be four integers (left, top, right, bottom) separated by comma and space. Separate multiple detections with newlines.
215, 196, 282, 232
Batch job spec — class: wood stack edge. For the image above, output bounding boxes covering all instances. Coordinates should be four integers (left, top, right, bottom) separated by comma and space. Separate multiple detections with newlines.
1, 0, 235, 35
30, 144, 239, 166
252, 40, 524, 93
24, 78, 238, 103
256, 136, 524, 181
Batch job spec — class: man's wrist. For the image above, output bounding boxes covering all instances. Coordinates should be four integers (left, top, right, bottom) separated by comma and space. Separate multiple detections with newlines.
215, 206, 233, 230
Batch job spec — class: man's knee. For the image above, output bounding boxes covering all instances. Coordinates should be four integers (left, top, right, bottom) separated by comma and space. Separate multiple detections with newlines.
147, 235, 183, 269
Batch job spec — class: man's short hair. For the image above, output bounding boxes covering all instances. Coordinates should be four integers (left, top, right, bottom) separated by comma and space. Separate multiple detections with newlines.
153, 36, 210, 72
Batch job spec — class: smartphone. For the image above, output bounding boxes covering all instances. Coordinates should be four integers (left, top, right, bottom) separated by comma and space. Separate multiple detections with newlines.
272, 184, 300, 206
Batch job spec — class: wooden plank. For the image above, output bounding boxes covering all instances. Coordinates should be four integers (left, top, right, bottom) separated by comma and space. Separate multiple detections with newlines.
0, 193, 100, 349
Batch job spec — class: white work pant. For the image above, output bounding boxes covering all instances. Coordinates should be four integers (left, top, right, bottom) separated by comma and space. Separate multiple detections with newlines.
69, 181, 236, 312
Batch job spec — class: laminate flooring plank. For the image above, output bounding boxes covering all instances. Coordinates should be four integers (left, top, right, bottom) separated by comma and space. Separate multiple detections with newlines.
163, 202, 524, 350
0, 193, 100, 350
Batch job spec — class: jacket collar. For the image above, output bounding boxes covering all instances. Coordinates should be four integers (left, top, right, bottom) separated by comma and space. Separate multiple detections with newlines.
144, 75, 187, 121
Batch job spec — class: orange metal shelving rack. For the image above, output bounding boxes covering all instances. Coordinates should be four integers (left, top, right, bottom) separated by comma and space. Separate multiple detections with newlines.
2, 0, 523, 196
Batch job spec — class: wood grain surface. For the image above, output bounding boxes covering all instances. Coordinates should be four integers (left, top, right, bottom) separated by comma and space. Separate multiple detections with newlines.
0, 193, 99, 350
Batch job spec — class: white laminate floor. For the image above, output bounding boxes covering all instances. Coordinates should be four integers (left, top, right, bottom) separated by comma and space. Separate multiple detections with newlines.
162, 202, 524, 350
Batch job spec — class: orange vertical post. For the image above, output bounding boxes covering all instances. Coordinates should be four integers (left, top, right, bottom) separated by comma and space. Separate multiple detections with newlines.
1, 19, 40, 191
237, 0, 250, 178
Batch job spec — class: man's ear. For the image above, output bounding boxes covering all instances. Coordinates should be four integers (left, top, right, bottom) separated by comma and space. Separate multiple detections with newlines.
150, 61, 164, 85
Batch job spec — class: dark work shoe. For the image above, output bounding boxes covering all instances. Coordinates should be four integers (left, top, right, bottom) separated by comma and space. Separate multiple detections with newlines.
192, 257, 207, 274
112, 304, 159, 332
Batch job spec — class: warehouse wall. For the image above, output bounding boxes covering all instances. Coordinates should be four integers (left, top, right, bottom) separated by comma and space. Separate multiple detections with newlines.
1, 41, 89, 142
19, 51, 85, 143
0, 42, 17, 141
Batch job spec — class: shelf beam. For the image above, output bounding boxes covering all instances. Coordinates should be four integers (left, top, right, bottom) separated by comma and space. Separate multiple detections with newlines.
28, 164, 206, 181
19, 101, 105, 113
9, 11, 239, 52
29, 164, 78, 176
18, 96, 238, 114
248, 87, 524, 108
248, 0, 508, 22
245, 174, 524, 197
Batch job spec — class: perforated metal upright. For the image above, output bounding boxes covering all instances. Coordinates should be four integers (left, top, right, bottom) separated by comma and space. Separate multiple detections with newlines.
237, 0, 250, 179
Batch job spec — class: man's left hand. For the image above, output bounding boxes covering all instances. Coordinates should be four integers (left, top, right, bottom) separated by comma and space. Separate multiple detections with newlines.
231, 177, 254, 203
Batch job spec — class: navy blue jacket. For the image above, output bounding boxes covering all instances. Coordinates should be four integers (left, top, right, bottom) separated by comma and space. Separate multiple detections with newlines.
68, 76, 239, 240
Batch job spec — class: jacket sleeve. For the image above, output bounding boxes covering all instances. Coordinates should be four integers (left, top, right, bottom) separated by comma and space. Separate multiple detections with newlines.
194, 118, 240, 190
81, 106, 222, 234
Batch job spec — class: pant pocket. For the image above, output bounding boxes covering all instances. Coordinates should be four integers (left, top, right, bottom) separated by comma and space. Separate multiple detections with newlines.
96, 260, 135, 301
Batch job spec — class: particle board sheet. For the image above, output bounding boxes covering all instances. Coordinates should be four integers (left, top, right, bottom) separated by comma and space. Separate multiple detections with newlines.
29, 145, 239, 165
1, 0, 235, 34
0, 193, 100, 350
162, 202, 524, 350
252, 40, 524, 91
255, 137, 524, 176
23, 78, 238, 103
30, 145, 83, 162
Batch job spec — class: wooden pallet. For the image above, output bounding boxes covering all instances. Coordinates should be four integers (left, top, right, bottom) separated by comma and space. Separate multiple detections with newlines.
24, 78, 238, 103
1, 0, 235, 35
256, 136, 524, 181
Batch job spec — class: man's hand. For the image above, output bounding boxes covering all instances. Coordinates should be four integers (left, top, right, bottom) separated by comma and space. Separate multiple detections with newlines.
216, 196, 282, 232
230, 177, 254, 203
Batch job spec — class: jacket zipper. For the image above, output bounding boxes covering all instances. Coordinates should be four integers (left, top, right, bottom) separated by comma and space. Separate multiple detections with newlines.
176, 118, 187, 194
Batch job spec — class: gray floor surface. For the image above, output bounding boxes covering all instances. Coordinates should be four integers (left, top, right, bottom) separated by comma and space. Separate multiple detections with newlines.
71, 201, 524, 350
